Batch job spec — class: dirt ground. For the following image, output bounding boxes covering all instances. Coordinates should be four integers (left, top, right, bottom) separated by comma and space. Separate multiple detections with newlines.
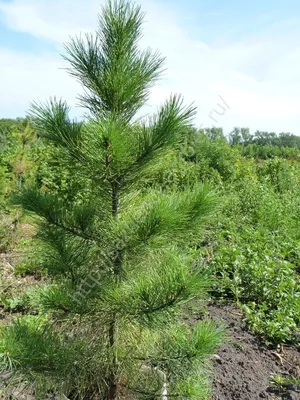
206, 303, 300, 400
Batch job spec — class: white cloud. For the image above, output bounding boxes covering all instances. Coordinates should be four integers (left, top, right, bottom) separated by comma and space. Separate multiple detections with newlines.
0, 0, 100, 43
1, 0, 300, 134
0, 48, 83, 116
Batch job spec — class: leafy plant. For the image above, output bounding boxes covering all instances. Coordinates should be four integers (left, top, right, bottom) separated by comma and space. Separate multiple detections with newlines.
208, 177, 300, 344
270, 374, 300, 389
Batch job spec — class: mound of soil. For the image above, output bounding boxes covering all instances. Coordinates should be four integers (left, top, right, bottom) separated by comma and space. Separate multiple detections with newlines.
207, 303, 300, 400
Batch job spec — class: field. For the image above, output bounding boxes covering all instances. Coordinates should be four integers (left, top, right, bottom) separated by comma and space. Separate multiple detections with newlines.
0, 119, 299, 399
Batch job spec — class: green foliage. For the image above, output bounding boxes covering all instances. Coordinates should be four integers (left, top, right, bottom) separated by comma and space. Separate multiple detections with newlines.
207, 174, 300, 344
256, 157, 300, 193
0, 315, 111, 398
270, 373, 300, 390
229, 127, 300, 149
13, 238, 44, 276
143, 127, 241, 190
1, 295, 29, 313
238, 143, 300, 159
63, 0, 164, 121
230, 127, 300, 159
0, 213, 19, 253
187, 128, 240, 181
212, 245, 299, 344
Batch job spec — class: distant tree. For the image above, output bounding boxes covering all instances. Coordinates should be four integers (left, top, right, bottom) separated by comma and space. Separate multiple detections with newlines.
228, 127, 242, 145
0, 119, 17, 155
0, 1, 223, 399
0, 118, 37, 193
204, 127, 224, 140
240, 127, 251, 143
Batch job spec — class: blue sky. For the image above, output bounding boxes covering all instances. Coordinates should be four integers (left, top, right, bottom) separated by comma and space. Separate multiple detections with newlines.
0, 0, 300, 134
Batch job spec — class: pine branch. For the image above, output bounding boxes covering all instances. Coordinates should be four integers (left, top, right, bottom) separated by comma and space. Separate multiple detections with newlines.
141, 286, 185, 314
30, 99, 84, 162
43, 219, 97, 243
118, 95, 197, 186
14, 188, 100, 242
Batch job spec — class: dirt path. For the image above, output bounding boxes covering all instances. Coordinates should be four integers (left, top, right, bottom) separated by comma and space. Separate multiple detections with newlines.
206, 303, 300, 400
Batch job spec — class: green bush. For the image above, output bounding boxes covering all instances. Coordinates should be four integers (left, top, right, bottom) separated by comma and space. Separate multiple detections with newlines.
207, 173, 300, 344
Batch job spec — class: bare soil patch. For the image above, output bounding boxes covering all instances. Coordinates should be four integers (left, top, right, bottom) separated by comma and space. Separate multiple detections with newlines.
206, 303, 300, 400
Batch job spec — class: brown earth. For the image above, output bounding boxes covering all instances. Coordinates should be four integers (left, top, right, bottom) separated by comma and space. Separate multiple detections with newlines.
206, 302, 300, 400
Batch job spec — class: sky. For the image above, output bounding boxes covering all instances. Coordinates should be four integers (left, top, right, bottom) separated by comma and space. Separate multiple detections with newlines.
0, 0, 299, 135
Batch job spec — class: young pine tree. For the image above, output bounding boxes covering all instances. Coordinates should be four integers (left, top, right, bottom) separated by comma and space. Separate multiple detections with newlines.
0, 1, 223, 399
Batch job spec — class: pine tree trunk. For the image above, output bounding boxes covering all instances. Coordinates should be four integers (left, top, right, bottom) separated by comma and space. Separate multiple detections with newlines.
107, 318, 117, 399
106, 181, 120, 400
